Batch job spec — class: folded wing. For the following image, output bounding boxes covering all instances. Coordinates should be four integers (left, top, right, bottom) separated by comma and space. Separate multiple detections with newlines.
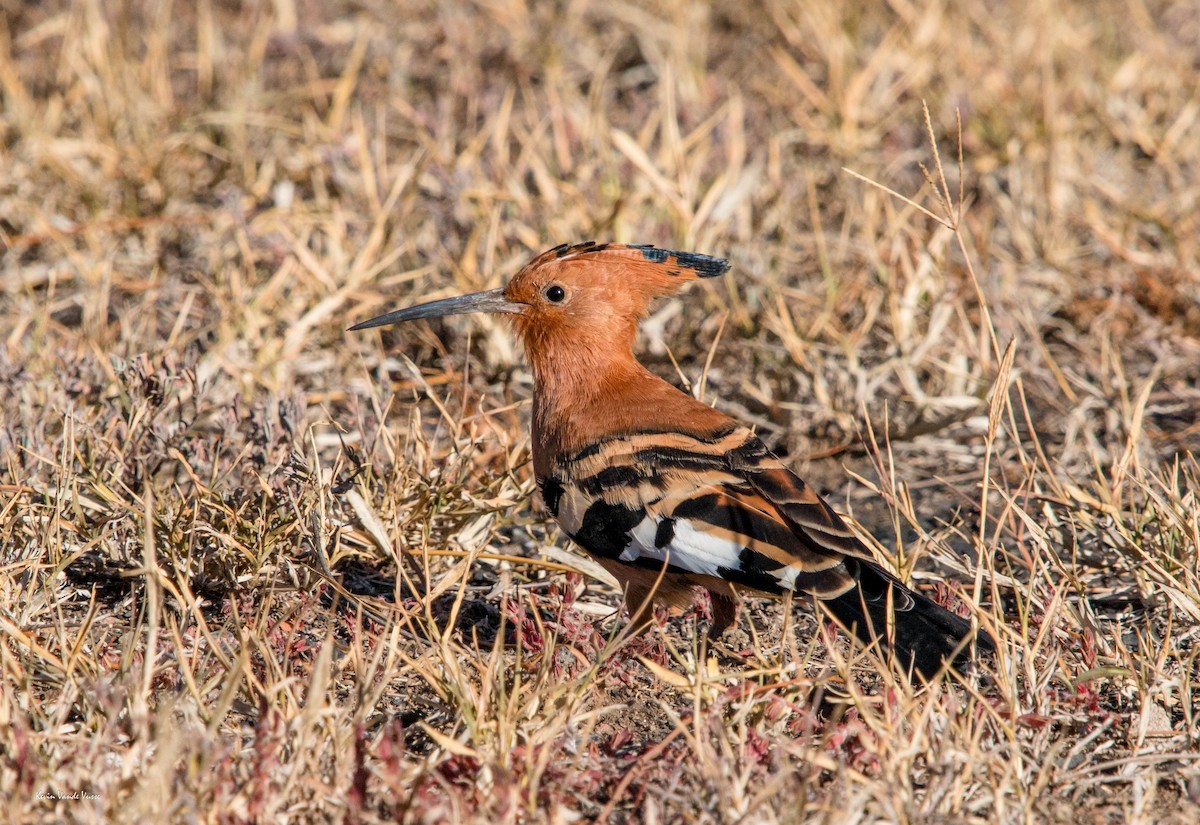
543, 425, 991, 676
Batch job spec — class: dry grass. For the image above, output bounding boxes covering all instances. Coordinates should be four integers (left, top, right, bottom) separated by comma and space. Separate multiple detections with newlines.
2, 0, 1200, 822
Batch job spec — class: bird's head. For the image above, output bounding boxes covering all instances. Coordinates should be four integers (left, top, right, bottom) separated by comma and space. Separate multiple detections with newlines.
350, 242, 730, 362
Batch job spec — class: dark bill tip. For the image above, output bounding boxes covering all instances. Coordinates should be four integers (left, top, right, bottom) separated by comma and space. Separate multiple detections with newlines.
629, 244, 730, 278
348, 288, 523, 331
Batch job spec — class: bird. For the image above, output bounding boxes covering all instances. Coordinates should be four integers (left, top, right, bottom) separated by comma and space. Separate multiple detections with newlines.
351, 241, 994, 679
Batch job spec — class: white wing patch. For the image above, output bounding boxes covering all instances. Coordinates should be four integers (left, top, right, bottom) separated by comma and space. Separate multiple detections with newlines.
619, 517, 800, 590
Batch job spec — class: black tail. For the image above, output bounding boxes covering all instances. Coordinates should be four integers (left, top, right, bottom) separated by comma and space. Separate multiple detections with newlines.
824, 559, 995, 679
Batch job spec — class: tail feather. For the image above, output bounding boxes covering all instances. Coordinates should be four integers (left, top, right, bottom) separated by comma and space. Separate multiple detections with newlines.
824, 559, 994, 679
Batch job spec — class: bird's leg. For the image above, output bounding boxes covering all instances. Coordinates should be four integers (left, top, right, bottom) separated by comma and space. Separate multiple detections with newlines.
706, 590, 739, 639
619, 568, 696, 634
622, 580, 658, 633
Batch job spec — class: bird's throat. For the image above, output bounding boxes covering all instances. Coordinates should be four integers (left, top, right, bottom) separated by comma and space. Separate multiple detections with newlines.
527, 342, 649, 477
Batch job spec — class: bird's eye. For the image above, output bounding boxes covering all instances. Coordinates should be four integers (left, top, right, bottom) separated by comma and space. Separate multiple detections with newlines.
544, 285, 566, 303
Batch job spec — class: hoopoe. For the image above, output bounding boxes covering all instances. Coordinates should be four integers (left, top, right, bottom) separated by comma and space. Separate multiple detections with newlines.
352, 242, 994, 678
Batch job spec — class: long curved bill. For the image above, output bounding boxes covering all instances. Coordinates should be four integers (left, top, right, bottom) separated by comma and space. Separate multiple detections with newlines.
348, 288, 524, 331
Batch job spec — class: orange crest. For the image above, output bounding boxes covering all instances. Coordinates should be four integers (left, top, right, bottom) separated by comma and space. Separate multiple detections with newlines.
503, 242, 729, 349
512, 241, 728, 300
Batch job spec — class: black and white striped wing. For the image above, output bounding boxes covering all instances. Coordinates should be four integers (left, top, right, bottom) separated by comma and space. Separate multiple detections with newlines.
540, 427, 889, 601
